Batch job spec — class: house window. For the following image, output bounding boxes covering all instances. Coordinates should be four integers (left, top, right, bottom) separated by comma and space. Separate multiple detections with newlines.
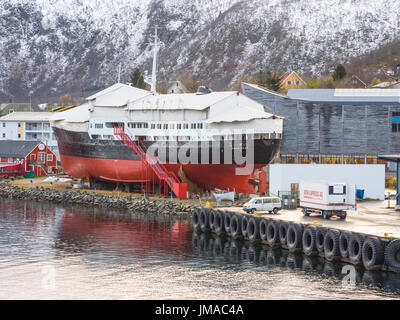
183, 123, 189, 129
2, 123, 5, 127
2, 133, 5, 138
38, 152, 46, 164
94, 123, 103, 129
177, 124, 182, 129
47, 154, 53, 162
157, 124, 162, 129
151, 124, 155, 129
18, 123, 21, 128
296, 81, 300, 85
287, 81, 292, 85
18, 134, 21, 138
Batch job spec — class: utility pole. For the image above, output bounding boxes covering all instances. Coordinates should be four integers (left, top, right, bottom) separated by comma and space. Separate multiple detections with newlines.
118, 63, 121, 83
151, 26, 158, 94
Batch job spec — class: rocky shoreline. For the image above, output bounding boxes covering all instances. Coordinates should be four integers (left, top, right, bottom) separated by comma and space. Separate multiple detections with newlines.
0, 182, 197, 216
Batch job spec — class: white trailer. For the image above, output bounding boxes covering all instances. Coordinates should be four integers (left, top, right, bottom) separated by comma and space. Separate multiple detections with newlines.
299, 180, 356, 220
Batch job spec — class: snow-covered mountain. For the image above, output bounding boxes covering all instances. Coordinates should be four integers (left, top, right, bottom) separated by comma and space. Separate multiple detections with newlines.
1, 0, 400, 100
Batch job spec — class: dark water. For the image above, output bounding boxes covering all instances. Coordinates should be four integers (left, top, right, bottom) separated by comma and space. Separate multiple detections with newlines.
0, 199, 399, 300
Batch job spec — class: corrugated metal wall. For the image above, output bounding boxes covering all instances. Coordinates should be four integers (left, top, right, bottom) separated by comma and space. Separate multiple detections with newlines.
242, 84, 400, 156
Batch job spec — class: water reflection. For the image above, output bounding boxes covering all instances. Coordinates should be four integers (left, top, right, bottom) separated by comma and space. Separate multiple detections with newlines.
0, 198, 400, 299
192, 231, 400, 294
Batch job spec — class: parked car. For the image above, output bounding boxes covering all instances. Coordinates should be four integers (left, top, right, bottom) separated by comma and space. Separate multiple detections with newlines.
243, 196, 282, 214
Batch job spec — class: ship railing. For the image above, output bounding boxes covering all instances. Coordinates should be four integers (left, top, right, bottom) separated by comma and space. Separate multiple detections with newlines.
113, 125, 182, 191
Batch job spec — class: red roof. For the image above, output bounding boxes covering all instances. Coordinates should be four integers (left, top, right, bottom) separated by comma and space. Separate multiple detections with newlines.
280, 72, 291, 83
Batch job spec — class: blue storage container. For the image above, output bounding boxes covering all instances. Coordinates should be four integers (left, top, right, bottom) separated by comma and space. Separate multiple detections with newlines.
356, 189, 364, 199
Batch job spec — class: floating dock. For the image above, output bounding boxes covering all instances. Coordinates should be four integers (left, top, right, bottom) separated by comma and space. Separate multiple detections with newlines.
191, 201, 400, 273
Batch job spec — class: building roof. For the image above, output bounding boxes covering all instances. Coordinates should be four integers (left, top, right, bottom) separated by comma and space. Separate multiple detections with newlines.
378, 155, 400, 162
0, 103, 31, 112
50, 104, 90, 123
0, 112, 54, 122
241, 82, 289, 99
126, 91, 237, 111
205, 103, 277, 123
287, 88, 400, 104
372, 81, 400, 89
86, 83, 151, 107
0, 141, 41, 157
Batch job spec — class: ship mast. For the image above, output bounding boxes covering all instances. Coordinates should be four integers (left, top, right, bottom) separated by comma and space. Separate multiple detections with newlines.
151, 26, 158, 94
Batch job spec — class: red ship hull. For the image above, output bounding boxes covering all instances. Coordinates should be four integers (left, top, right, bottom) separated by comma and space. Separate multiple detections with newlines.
60, 154, 266, 194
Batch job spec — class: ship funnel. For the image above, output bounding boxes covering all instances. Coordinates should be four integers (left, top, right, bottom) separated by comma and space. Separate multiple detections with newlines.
196, 86, 212, 95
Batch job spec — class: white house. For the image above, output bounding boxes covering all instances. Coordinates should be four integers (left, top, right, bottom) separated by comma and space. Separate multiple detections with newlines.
0, 112, 59, 157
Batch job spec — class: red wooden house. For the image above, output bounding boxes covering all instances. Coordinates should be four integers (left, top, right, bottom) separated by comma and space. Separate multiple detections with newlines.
350, 75, 367, 89
0, 141, 57, 178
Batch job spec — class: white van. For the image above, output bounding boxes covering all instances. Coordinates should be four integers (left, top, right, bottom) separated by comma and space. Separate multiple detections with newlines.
243, 196, 282, 214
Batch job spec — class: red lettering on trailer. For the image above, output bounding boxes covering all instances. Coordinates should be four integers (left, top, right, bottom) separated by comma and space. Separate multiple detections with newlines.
303, 190, 323, 199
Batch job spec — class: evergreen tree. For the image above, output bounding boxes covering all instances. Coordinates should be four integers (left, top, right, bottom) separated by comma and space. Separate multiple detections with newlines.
265, 71, 281, 92
129, 68, 147, 89
188, 76, 200, 93
333, 64, 347, 81
257, 70, 264, 86
255, 70, 281, 92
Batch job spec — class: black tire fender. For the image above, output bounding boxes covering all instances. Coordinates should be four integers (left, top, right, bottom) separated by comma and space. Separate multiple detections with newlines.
192, 208, 201, 231
302, 226, 317, 256
339, 232, 351, 258
208, 209, 216, 231
214, 210, 225, 235
259, 219, 269, 241
279, 221, 289, 245
224, 211, 232, 233
266, 220, 280, 246
287, 223, 304, 252
349, 234, 365, 265
384, 239, 400, 273
362, 237, 384, 270
230, 214, 242, 239
247, 217, 260, 242
324, 229, 341, 261
199, 208, 210, 232
241, 215, 251, 238
316, 227, 327, 253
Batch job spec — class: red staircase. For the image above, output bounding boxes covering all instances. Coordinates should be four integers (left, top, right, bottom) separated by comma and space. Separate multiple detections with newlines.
114, 126, 187, 199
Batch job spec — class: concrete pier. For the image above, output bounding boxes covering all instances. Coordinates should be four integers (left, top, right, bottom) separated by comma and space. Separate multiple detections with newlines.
192, 200, 400, 273
220, 201, 400, 240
